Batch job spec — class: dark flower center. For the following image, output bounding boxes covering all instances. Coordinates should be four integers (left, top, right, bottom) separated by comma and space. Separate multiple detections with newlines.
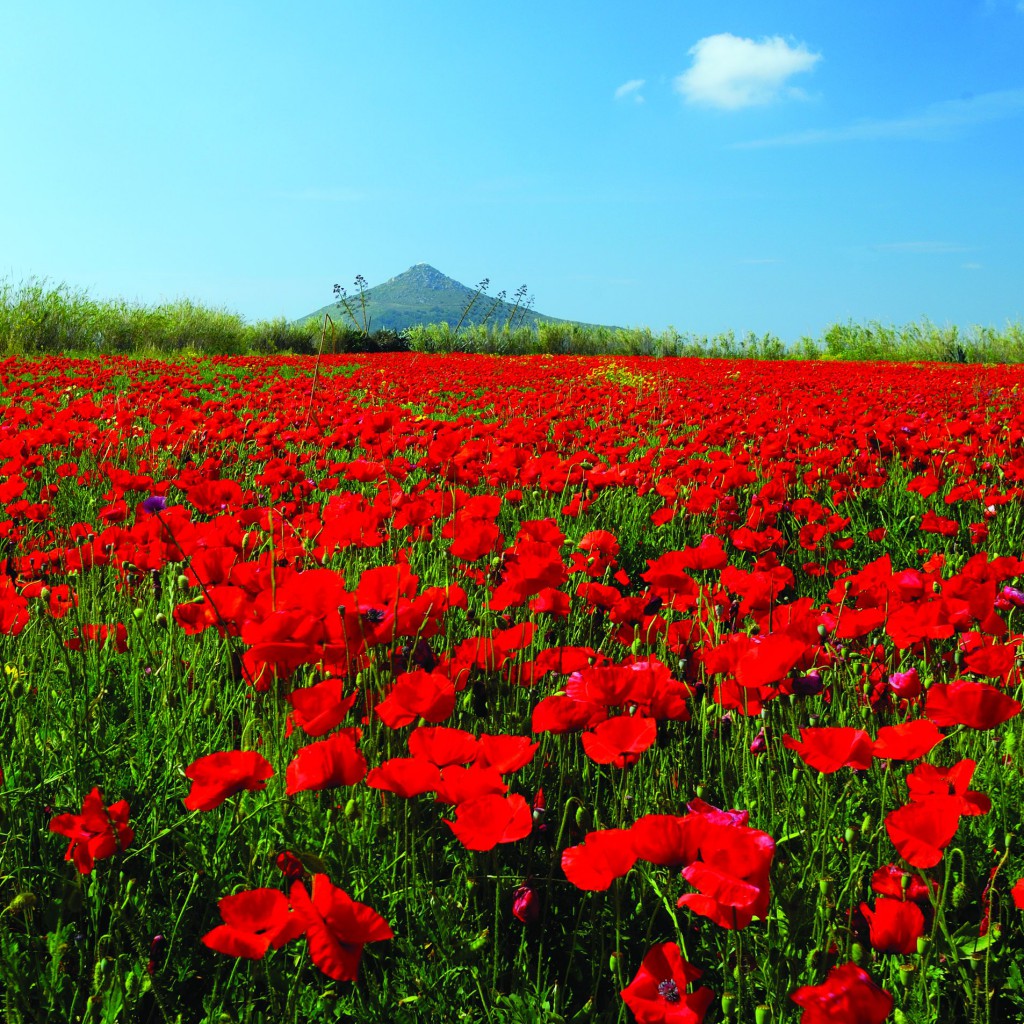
657, 979, 681, 1003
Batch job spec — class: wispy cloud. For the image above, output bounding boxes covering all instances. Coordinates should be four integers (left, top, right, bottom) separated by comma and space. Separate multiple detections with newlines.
675, 34, 821, 111
962, 262, 984, 270
735, 87, 1024, 148
874, 241, 971, 254
615, 79, 646, 103
738, 257, 783, 265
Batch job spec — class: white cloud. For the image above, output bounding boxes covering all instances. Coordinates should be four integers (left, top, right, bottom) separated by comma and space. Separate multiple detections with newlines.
675, 33, 821, 110
615, 79, 646, 103
962, 262, 984, 270
735, 87, 1024, 147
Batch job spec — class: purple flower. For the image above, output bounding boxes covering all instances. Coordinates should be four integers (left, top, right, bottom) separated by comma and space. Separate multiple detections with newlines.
141, 495, 168, 515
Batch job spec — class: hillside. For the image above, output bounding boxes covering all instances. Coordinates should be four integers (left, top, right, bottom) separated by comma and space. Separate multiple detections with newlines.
298, 264, 578, 333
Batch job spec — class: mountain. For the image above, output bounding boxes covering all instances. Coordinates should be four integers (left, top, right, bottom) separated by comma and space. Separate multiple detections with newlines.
298, 264, 576, 334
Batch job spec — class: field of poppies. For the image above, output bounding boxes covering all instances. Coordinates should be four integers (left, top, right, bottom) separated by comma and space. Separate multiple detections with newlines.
2, 352, 1024, 1023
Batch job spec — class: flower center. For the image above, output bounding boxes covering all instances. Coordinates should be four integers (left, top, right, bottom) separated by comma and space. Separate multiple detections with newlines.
657, 979, 681, 1003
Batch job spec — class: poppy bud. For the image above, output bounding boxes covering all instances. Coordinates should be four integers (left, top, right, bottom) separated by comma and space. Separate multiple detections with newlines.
93, 957, 112, 992
949, 880, 966, 907
850, 942, 865, 964
344, 797, 359, 821
154, 612, 167, 628
511, 884, 539, 924
844, 827, 856, 845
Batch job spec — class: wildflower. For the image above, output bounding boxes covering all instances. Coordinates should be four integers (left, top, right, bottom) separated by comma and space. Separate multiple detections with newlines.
49, 788, 134, 874
790, 962, 892, 1024
183, 750, 274, 811
620, 943, 714, 1023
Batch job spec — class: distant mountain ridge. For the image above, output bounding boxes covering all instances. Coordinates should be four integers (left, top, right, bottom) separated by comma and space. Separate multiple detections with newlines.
298, 264, 582, 333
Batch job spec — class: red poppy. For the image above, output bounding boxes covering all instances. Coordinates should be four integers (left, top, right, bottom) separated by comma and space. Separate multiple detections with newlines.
871, 719, 944, 761
924, 680, 1021, 730
790, 962, 893, 1024
289, 874, 393, 981
884, 795, 963, 868
620, 942, 714, 1024
860, 897, 926, 954
581, 714, 657, 767
49, 787, 134, 874
287, 678, 358, 737
407, 726, 480, 766
870, 863, 937, 903
782, 727, 873, 773
904, 759, 991, 816
676, 820, 774, 930
1011, 879, 1024, 911
365, 757, 442, 798
285, 729, 367, 795
562, 829, 638, 891
375, 670, 456, 729
630, 814, 697, 868
434, 764, 507, 805
444, 793, 532, 851
183, 750, 274, 811
473, 733, 538, 773
202, 888, 305, 960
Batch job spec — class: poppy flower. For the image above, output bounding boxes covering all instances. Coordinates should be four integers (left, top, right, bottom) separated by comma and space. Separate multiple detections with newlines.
871, 719, 944, 761
408, 725, 480, 766
202, 888, 305, 960
287, 678, 358, 737
620, 942, 714, 1024
474, 733, 538, 774
924, 680, 1021, 730
285, 729, 367, 795
630, 814, 697, 868
860, 897, 926, 954
375, 670, 456, 729
289, 874, 393, 981
183, 750, 274, 811
676, 821, 774, 930
1011, 879, 1024, 911
435, 765, 507, 805
581, 714, 657, 767
782, 727, 873, 773
870, 863, 937, 903
790, 962, 893, 1024
904, 759, 991, 816
366, 757, 442, 798
444, 792, 532, 851
885, 795, 962, 868
49, 787, 134, 875
562, 829, 638, 891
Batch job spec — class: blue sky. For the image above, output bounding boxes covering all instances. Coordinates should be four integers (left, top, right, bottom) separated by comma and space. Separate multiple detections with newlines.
1, 1, 1022, 340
